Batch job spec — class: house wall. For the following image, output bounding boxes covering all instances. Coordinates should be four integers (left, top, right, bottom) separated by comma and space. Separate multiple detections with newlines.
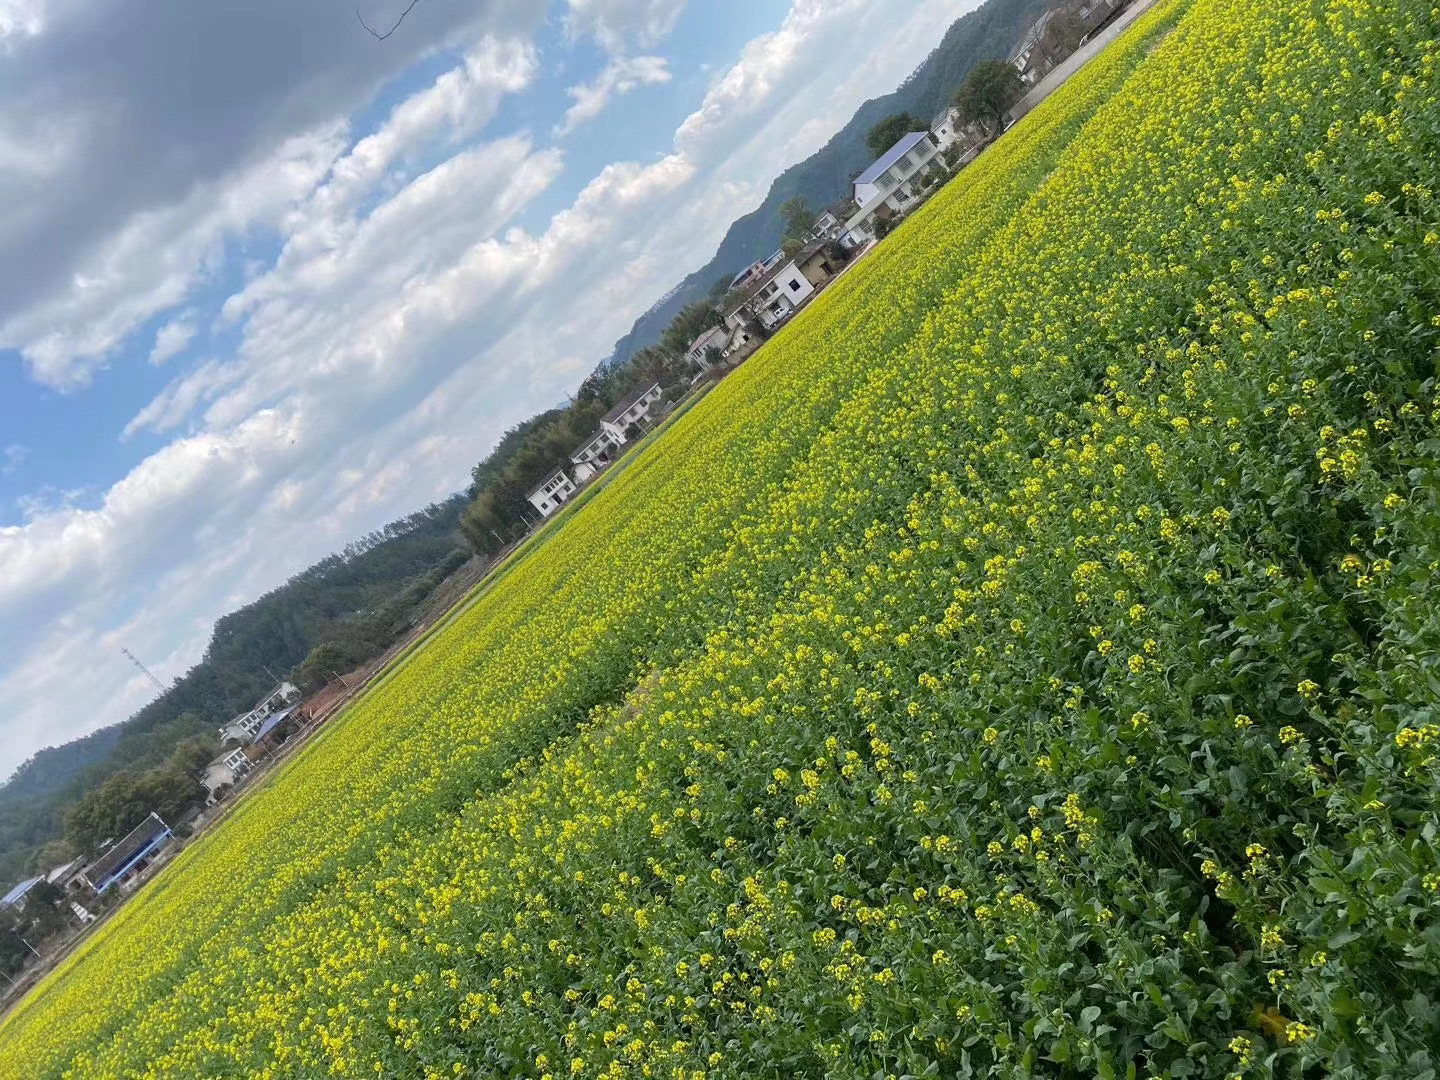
600, 386, 662, 444
572, 432, 613, 467
797, 252, 835, 289
752, 263, 816, 330
687, 328, 727, 368
528, 472, 577, 518
842, 138, 943, 247
724, 328, 758, 362
203, 763, 235, 794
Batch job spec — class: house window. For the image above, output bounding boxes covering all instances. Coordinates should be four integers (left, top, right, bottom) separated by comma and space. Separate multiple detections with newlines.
877, 172, 896, 192
789, 278, 802, 292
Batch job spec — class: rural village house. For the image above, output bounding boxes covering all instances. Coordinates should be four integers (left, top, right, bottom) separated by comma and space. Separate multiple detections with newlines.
724, 241, 844, 335
840, 131, 944, 248
600, 383, 663, 445
527, 469, 578, 519
218, 681, 300, 745
686, 325, 729, 370
569, 430, 616, 483
0, 876, 43, 913
202, 744, 253, 801
76, 813, 174, 894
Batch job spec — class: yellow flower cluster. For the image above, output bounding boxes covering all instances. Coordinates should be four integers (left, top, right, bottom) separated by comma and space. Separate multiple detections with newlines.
3, 0, 1439, 1075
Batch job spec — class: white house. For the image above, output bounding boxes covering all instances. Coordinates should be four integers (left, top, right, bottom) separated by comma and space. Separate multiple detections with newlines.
806, 209, 844, 242
1010, 9, 1056, 83
931, 106, 962, 149
77, 813, 175, 893
686, 326, 729, 370
600, 383, 663, 445
723, 325, 759, 362
569, 430, 615, 483
203, 745, 252, 801
219, 682, 300, 745
527, 469, 577, 518
746, 259, 817, 330
841, 131, 943, 247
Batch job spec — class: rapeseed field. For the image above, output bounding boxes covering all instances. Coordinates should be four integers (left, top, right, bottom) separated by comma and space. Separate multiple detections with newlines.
4, 0, 1440, 1075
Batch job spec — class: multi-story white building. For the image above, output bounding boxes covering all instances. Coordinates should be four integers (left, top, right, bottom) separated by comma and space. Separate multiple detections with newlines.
203, 745, 253, 801
745, 260, 818, 331
527, 469, 577, 518
841, 132, 943, 248
686, 325, 730, 370
600, 383, 663, 445
569, 430, 616, 483
219, 682, 300, 745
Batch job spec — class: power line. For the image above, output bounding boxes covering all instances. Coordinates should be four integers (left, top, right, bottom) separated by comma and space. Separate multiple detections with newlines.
120, 647, 167, 698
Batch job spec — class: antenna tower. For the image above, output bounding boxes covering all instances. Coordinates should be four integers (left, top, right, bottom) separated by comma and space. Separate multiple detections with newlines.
120, 647, 168, 697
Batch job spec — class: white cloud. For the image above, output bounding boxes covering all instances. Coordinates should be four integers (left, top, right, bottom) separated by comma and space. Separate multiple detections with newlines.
557, 54, 671, 135
123, 359, 244, 438
676, 0, 874, 158
1, 444, 27, 474
148, 312, 198, 366
0, 0, 44, 42
1, 125, 347, 390
565, 0, 687, 52
0, 0, 975, 776
0, 35, 538, 392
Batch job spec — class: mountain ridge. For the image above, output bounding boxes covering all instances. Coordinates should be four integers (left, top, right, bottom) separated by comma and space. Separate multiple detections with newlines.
606, 0, 1046, 367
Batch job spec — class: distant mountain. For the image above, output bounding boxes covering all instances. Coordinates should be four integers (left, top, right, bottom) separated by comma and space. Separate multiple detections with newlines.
607, 0, 1047, 368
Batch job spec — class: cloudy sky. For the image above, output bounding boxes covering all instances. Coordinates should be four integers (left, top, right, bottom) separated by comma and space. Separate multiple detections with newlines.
0, 0, 975, 777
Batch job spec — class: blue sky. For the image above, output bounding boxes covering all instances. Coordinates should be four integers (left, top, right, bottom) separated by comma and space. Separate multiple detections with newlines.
0, 0, 979, 776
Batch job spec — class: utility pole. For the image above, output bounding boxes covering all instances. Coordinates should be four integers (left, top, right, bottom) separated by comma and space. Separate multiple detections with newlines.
120, 647, 167, 698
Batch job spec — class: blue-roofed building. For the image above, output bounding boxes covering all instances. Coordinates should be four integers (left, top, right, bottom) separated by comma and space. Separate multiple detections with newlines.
841, 131, 944, 248
78, 813, 174, 894
219, 681, 300, 745
852, 131, 933, 205
0, 876, 43, 912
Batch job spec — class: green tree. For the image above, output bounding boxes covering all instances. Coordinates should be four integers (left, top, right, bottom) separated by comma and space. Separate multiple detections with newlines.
779, 196, 814, 253
660, 301, 723, 357
953, 59, 1024, 135
865, 112, 923, 157
295, 643, 355, 693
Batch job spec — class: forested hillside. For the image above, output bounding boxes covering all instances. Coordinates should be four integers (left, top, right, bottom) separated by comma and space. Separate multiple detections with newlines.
0, 498, 471, 882
607, 0, 1046, 366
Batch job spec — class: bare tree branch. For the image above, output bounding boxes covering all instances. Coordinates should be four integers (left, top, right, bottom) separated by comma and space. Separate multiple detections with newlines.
356, 0, 422, 41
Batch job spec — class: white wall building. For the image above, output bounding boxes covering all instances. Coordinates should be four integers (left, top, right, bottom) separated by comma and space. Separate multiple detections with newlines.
806, 209, 844, 242
686, 326, 729, 370
727, 250, 785, 293
219, 682, 300, 745
747, 260, 817, 330
569, 430, 615, 483
527, 469, 577, 518
1010, 9, 1057, 83
841, 132, 943, 248
931, 106, 962, 149
204, 745, 252, 795
600, 383, 663, 445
